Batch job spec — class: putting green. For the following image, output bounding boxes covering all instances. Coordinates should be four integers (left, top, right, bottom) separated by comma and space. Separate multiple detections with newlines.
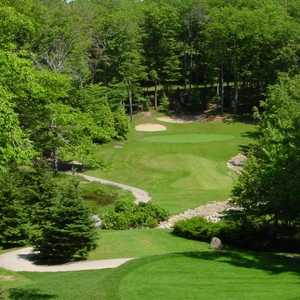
142, 133, 235, 144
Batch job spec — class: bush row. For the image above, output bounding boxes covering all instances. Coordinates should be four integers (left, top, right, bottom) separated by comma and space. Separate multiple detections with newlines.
173, 217, 300, 252
102, 199, 168, 230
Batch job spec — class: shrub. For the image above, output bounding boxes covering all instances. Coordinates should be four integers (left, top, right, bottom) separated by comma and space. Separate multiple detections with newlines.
173, 216, 300, 252
101, 211, 130, 230
159, 94, 170, 113
113, 106, 129, 139
114, 198, 136, 213
102, 200, 168, 230
174, 217, 220, 242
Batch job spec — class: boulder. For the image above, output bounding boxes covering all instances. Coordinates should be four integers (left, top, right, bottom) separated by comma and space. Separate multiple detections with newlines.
210, 237, 223, 250
91, 214, 102, 228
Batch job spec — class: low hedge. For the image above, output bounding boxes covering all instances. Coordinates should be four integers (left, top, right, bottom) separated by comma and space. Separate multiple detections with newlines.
102, 199, 168, 230
173, 217, 300, 252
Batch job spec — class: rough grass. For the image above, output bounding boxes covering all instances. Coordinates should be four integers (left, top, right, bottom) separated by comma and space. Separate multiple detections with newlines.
79, 181, 134, 215
55, 174, 134, 215
88, 113, 254, 214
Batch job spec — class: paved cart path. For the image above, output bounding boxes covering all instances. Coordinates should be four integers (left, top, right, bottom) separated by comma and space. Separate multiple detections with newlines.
0, 247, 133, 272
73, 173, 151, 204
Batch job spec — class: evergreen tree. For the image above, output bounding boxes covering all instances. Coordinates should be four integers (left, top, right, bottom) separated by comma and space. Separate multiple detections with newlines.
0, 169, 28, 248
33, 179, 97, 262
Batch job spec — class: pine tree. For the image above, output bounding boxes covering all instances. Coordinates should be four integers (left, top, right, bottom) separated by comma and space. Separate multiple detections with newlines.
0, 169, 28, 248
33, 179, 97, 262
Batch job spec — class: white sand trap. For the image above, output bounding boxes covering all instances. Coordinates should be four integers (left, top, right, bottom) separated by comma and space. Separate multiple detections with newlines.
157, 116, 204, 124
135, 123, 167, 132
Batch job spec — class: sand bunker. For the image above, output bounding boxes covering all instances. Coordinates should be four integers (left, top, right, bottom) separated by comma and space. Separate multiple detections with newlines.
157, 115, 205, 124
135, 123, 167, 132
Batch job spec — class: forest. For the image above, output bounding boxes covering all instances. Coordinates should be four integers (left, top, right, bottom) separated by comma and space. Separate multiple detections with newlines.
0, 0, 300, 299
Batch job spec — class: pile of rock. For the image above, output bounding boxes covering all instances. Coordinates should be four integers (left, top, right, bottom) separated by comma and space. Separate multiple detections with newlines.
227, 153, 247, 174
158, 201, 231, 229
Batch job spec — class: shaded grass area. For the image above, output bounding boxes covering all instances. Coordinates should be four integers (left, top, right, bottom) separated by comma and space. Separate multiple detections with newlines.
1, 269, 113, 300
56, 174, 134, 215
79, 181, 133, 215
2, 250, 299, 300
88, 114, 255, 214
88, 229, 209, 260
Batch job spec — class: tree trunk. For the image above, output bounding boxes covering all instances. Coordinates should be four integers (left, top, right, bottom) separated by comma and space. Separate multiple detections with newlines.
233, 75, 239, 114
219, 64, 224, 115
232, 40, 239, 114
53, 150, 58, 173
189, 52, 193, 97
154, 81, 158, 110
128, 87, 133, 122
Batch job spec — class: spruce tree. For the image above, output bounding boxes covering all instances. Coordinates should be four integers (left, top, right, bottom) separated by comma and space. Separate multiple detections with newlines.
0, 169, 28, 248
33, 179, 97, 262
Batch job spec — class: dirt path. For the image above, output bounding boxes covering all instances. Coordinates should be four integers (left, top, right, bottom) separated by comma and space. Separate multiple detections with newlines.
0, 247, 133, 272
73, 173, 151, 204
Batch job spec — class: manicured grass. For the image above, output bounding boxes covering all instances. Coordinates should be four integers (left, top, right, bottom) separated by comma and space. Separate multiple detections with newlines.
142, 133, 235, 143
88, 113, 255, 214
104, 252, 300, 300
2, 251, 299, 300
0, 269, 114, 300
88, 229, 209, 260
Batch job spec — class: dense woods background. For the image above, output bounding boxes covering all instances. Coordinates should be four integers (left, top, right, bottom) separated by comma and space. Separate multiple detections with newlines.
1, 0, 300, 164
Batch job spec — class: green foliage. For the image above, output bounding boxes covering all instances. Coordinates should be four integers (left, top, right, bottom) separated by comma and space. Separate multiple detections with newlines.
0, 87, 33, 168
113, 106, 129, 139
0, 169, 29, 248
76, 85, 116, 143
102, 199, 168, 230
0, 5, 35, 50
174, 217, 220, 242
32, 179, 97, 262
159, 94, 170, 113
142, 1, 181, 84
232, 75, 300, 226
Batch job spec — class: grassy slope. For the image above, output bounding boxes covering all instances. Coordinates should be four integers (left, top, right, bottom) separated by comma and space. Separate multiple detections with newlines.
2, 251, 299, 300
88, 114, 254, 214
88, 229, 208, 260
108, 252, 300, 300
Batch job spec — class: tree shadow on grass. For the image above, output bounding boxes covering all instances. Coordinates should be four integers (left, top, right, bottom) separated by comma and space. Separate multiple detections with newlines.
182, 250, 300, 277
9, 288, 56, 300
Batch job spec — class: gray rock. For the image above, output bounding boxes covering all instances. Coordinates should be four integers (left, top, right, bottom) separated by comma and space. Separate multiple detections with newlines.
210, 237, 223, 250
91, 214, 102, 228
